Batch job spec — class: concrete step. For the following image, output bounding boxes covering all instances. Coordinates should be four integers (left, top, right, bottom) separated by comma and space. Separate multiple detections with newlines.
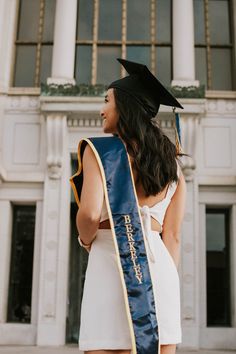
0, 346, 235, 354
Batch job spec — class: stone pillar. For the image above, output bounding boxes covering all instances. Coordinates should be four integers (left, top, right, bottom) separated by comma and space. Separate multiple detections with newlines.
37, 113, 71, 345
172, 0, 199, 87
0, 201, 12, 323
178, 113, 200, 349
0, 0, 18, 91
47, 0, 78, 85
180, 176, 200, 349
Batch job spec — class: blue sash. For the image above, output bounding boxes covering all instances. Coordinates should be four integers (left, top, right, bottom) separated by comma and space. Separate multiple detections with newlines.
70, 136, 160, 354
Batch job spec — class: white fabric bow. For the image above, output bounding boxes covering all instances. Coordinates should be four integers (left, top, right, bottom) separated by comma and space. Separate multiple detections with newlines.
140, 205, 156, 263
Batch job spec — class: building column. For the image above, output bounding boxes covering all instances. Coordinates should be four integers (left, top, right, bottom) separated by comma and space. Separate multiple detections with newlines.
178, 111, 202, 349
47, 0, 78, 85
172, 0, 199, 87
0, 201, 12, 324
37, 113, 71, 345
180, 116, 199, 349
0, 0, 18, 91
180, 177, 200, 349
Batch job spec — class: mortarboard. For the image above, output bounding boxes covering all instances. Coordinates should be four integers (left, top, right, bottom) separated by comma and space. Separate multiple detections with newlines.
108, 58, 183, 118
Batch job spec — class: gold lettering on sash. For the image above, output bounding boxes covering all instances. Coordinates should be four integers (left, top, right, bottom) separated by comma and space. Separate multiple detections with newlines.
127, 233, 135, 242
125, 224, 133, 233
123, 214, 143, 284
124, 215, 131, 224
129, 241, 136, 252
130, 250, 137, 259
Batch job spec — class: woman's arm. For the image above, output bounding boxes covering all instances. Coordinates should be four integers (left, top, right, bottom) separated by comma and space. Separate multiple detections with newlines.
76, 144, 104, 247
162, 170, 186, 268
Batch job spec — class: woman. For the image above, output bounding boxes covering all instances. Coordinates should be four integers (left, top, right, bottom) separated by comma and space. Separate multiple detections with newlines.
71, 59, 186, 354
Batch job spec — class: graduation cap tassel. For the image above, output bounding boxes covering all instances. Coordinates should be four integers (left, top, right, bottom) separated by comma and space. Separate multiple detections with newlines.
173, 108, 183, 155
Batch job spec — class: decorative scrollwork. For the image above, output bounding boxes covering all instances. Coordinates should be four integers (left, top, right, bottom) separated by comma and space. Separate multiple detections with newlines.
46, 114, 67, 179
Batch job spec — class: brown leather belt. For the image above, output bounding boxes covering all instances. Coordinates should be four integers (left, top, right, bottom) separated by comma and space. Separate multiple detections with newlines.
99, 218, 162, 233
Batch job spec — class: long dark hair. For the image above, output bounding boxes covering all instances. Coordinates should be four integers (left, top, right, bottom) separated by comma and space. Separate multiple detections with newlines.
113, 88, 178, 197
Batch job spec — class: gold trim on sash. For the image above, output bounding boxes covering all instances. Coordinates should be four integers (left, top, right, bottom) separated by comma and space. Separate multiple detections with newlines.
70, 138, 137, 354
70, 138, 161, 353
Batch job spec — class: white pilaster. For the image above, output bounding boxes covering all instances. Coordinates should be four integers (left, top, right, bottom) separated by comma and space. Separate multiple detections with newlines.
37, 113, 71, 345
0, 201, 12, 323
179, 177, 200, 349
172, 0, 199, 87
47, 0, 78, 85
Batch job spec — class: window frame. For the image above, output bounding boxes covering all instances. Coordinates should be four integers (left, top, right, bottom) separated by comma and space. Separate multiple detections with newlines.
0, 194, 42, 342
199, 188, 236, 347
194, 0, 235, 91
75, 0, 173, 85
12, 0, 54, 88
7, 204, 37, 324
205, 207, 231, 327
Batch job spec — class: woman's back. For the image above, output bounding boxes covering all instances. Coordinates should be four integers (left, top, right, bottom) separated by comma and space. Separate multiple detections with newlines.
132, 162, 170, 206
99, 158, 180, 233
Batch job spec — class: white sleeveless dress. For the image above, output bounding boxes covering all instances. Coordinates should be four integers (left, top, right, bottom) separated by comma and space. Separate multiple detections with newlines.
78, 179, 182, 351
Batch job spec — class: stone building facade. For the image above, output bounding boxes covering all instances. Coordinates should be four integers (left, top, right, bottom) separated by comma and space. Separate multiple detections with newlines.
0, 0, 236, 350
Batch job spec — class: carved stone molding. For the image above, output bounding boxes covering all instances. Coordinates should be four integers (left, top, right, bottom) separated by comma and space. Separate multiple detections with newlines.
67, 115, 102, 128
46, 113, 67, 179
5, 95, 40, 113
181, 115, 199, 181
0, 166, 7, 184
206, 99, 236, 116
41, 95, 204, 183
67, 113, 200, 182
67, 115, 173, 129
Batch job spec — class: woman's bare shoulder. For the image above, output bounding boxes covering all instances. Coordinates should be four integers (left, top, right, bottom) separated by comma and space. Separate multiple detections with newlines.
82, 143, 100, 174
83, 143, 94, 159
173, 168, 186, 198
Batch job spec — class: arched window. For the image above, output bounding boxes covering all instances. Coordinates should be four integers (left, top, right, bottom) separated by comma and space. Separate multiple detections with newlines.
13, 0, 56, 87
75, 0, 173, 86
194, 0, 235, 90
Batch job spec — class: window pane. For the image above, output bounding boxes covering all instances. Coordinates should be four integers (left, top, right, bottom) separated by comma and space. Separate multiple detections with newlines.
206, 209, 231, 326
17, 0, 40, 41
155, 47, 171, 86
40, 45, 53, 84
211, 48, 232, 90
14, 46, 36, 87
194, 0, 206, 44
42, 0, 56, 41
75, 45, 92, 84
209, 0, 231, 44
195, 47, 207, 87
207, 213, 226, 251
98, 0, 122, 40
127, 0, 150, 41
156, 0, 171, 43
77, 0, 93, 40
97, 46, 121, 84
126, 46, 150, 66
7, 205, 36, 323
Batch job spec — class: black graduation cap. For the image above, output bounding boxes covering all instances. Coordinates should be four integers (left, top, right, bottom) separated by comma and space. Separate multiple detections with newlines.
108, 58, 183, 117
